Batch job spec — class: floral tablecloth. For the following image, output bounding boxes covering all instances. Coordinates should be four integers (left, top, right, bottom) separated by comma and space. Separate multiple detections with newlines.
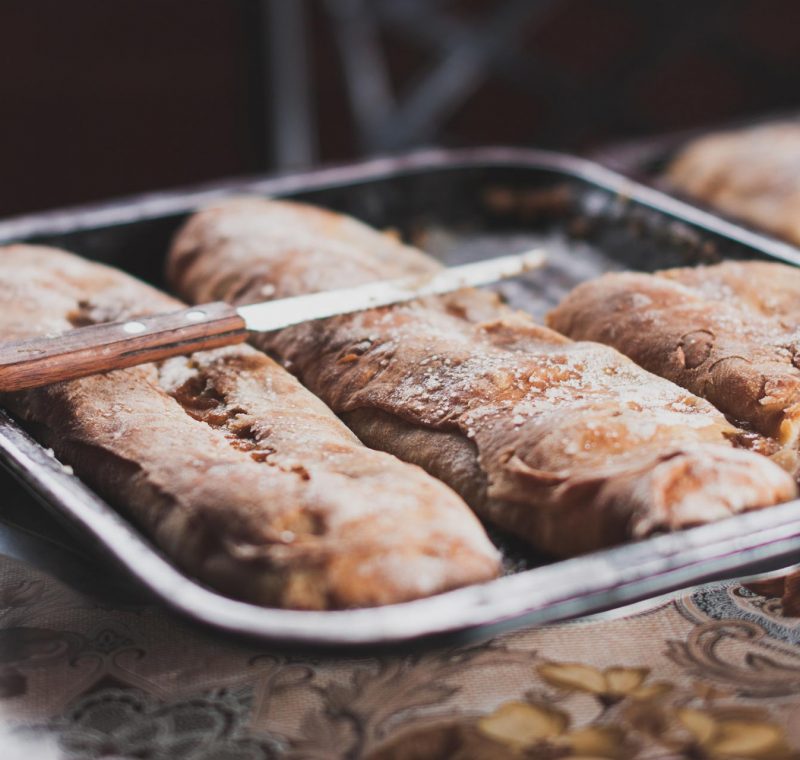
2, 484, 800, 759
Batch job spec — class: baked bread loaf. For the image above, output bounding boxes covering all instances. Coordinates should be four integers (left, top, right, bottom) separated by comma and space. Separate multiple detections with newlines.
666, 122, 800, 245
0, 244, 501, 609
167, 198, 796, 558
549, 261, 800, 460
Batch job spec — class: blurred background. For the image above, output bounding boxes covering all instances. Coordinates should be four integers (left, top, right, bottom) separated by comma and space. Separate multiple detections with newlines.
1, 0, 799, 217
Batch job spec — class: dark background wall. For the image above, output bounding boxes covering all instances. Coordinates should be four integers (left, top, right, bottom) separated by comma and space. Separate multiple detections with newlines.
1, 0, 799, 217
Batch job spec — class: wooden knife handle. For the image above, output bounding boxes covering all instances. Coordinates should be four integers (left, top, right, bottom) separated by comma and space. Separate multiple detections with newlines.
0, 302, 248, 392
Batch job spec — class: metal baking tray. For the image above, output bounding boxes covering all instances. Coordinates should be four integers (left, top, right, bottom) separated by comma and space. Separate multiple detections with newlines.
2, 147, 800, 648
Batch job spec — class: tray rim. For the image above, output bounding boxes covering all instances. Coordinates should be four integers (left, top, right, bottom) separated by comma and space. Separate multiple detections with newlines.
3, 147, 800, 646
2, 146, 800, 267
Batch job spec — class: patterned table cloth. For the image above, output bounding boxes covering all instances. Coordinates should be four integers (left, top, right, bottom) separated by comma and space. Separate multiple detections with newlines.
1, 493, 800, 759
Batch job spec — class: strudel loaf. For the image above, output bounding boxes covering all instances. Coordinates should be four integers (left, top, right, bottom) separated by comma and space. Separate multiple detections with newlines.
0, 245, 500, 609
667, 122, 800, 245
168, 199, 797, 557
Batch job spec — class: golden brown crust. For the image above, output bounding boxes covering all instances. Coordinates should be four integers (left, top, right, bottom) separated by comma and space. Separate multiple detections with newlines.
168, 199, 797, 558
663, 261, 800, 451
548, 263, 800, 456
666, 122, 800, 245
660, 259, 800, 322
0, 244, 500, 609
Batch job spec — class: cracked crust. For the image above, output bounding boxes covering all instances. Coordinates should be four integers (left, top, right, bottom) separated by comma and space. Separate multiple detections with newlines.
548, 262, 800, 469
0, 244, 500, 609
167, 198, 797, 558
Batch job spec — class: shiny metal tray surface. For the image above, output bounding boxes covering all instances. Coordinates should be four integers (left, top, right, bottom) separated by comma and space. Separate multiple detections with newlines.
2, 147, 800, 647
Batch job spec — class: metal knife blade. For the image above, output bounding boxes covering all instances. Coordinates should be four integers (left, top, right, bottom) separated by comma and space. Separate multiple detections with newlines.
237, 248, 546, 331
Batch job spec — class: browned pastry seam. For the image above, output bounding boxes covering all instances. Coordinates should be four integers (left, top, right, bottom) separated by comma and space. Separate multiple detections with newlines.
167, 198, 797, 558
0, 244, 500, 610
548, 261, 800, 475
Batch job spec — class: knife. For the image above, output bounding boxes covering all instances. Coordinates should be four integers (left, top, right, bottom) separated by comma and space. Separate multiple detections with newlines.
0, 248, 545, 392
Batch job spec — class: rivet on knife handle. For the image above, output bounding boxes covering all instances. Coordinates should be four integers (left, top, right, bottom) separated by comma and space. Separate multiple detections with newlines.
0, 302, 248, 392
